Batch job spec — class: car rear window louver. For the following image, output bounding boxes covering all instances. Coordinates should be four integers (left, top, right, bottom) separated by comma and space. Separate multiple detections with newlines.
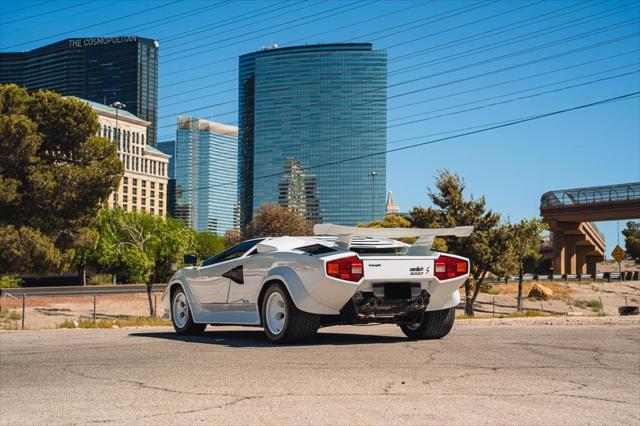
295, 244, 336, 255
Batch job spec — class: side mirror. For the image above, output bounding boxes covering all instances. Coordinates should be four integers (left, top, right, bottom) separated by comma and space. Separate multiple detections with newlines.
183, 254, 198, 266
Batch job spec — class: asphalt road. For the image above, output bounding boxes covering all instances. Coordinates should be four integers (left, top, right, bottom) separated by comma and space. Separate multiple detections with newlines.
1, 318, 639, 425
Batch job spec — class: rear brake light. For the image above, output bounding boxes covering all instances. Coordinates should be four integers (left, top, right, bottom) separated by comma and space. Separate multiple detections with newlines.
326, 256, 364, 282
434, 255, 468, 280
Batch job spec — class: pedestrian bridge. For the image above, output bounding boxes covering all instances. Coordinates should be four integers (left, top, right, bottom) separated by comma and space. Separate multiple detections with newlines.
540, 182, 640, 275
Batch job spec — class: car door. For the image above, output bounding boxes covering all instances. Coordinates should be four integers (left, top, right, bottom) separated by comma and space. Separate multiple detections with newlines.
189, 261, 234, 305
189, 240, 264, 305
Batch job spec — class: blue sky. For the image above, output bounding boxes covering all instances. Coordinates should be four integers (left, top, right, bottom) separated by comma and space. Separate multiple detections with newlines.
1, 0, 639, 253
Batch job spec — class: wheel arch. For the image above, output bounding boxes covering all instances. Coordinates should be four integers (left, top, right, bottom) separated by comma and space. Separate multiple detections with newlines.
257, 266, 342, 315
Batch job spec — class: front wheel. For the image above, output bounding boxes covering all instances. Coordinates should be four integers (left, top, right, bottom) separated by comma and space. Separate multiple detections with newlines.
172, 288, 206, 335
400, 307, 455, 340
261, 282, 320, 343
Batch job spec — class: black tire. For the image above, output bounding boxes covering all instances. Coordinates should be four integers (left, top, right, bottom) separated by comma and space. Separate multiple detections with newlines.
171, 288, 206, 335
261, 282, 320, 343
400, 307, 455, 340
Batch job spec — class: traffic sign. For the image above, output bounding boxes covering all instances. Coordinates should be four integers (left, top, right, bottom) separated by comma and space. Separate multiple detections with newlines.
611, 245, 626, 263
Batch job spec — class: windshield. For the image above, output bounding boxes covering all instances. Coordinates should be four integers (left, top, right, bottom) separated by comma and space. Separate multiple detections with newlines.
200, 239, 264, 267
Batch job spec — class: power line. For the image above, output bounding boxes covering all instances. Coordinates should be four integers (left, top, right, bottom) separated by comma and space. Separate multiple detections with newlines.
156, 0, 590, 107
0, 0, 54, 16
171, 92, 640, 194
158, 47, 640, 140
248, 68, 639, 156
157, 28, 639, 133
159, 0, 616, 115
388, 3, 637, 76
0, 0, 93, 26
161, 0, 380, 68
97, 0, 236, 38
166, 66, 638, 171
1, 1, 116, 36
1, 0, 183, 49
159, 0, 494, 85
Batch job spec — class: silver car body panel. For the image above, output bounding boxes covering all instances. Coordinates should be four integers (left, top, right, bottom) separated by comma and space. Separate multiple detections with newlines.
162, 227, 472, 325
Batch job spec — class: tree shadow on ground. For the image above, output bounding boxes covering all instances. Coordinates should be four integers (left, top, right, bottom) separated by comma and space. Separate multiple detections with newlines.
130, 327, 408, 348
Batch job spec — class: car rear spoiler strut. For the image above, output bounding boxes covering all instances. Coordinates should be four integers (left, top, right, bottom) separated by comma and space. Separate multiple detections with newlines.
313, 224, 474, 254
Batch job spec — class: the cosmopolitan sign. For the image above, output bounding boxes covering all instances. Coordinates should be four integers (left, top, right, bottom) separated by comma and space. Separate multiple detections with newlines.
68, 36, 138, 48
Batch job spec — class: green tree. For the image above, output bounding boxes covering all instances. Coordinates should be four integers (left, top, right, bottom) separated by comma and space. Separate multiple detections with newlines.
410, 170, 507, 315
507, 218, 547, 311
245, 204, 313, 238
0, 84, 122, 274
622, 221, 640, 262
360, 214, 412, 229
92, 209, 195, 315
195, 232, 226, 262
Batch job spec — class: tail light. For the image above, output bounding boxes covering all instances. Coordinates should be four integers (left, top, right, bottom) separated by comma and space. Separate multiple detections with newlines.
434, 255, 468, 280
326, 256, 364, 282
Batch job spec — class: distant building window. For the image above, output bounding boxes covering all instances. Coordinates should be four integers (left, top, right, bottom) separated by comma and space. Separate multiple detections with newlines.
159, 183, 164, 191
133, 178, 138, 186
123, 186, 128, 193
150, 181, 155, 189
141, 134, 144, 145
123, 176, 128, 184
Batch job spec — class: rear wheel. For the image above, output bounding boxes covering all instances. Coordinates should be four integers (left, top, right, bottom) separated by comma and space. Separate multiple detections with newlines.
261, 282, 320, 343
172, 288, 206, 335
400, 307, 455, 340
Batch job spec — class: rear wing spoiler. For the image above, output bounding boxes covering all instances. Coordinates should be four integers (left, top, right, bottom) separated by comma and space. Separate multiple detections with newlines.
313, 224, 473, 254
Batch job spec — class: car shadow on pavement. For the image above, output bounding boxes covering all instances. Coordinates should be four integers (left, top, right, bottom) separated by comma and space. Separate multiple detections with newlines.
130, 329, 407, 348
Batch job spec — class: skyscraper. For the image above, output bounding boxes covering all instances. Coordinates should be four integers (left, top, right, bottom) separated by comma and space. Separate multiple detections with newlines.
159, 116, 238, 235
0, 36, 159, 146
238, 43, 387, 229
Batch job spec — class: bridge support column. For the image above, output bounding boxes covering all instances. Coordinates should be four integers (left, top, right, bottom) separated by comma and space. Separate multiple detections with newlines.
576, 246, 591, 275
564, 235, 582, 275
552, 230, 565, 274
586, 254, 603, 276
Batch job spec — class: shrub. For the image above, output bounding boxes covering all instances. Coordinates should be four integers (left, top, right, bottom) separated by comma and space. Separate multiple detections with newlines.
0, 308, 21, 320
0, 276, 22, 288
88, 274, 113, 286
585, 299, 603, 312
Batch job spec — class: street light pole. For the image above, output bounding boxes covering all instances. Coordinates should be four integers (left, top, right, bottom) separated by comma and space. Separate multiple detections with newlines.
111, 101, 125, 151
369, 171, 378, 223
110, 101, 126, 286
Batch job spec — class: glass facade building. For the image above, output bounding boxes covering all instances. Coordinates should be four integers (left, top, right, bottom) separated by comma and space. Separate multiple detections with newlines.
159, 117, 238, 235
238, 43, 387, 229
0, 36, 159, 146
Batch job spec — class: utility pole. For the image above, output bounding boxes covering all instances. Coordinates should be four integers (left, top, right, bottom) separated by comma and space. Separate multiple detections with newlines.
369, 171, 378, 223
110, 101, 126, 286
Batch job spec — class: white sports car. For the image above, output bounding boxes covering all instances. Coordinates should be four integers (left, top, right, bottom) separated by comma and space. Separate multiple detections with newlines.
161, 224, 473, 343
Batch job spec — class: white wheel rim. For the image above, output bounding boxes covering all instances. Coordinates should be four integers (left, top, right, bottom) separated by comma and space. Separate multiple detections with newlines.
266, 292, 286, 335
173, 292, 189, 328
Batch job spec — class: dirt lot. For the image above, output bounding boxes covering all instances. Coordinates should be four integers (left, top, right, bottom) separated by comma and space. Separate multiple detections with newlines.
0, 292, 163, 330
1, 280, 638, 330
472, 279, 640, 317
